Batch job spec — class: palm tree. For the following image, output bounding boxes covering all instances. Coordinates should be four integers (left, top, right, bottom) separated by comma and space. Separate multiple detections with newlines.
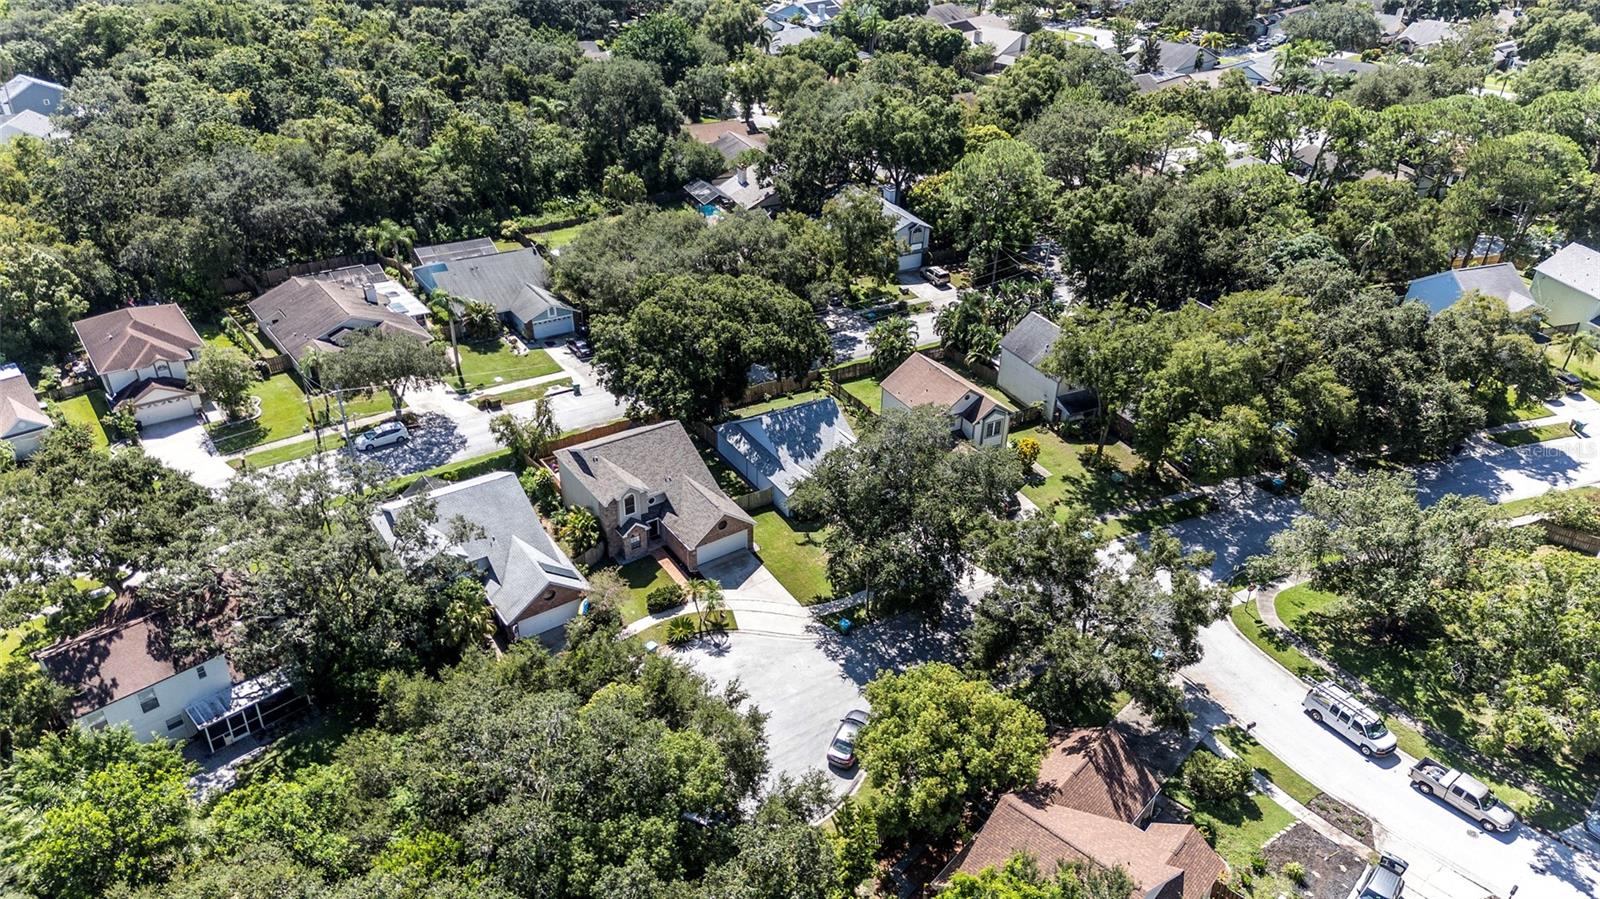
1555, 328, 1600, 372
700, 582, 727, 631
1199, 31, 1227, 50
362, 218, 417, 265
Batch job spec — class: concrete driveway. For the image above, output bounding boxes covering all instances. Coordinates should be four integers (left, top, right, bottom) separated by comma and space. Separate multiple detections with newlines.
1183, 612, 1600, 899
140, 418, 236, 489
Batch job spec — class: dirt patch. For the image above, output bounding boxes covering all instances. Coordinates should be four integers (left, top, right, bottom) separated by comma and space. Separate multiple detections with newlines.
1263, 823, 1366, 899
1307, 792, 1374, 845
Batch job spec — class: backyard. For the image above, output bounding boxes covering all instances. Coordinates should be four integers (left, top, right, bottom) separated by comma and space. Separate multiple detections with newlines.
51, 391, 110, 447
838, 375, 883, 413
730, 387, 828, 418
1013, 425, 1177, 519
751, 508, 833, 604
455, 339, 561, 390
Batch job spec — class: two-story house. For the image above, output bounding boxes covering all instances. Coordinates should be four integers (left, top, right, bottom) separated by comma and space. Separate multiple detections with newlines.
0, 363, 52, 458
881, 352, 1012, 448
0, 73, 65, 143
556, 421, 755, 572
372, 472, 590, 642
997, 313, 1098, 424
1531, 242, 1600, 331
248, 275, 433, 375
34, 597, 305, 752
72, 304, 205, 427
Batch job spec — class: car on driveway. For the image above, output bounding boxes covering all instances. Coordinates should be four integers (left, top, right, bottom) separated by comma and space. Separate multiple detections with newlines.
1556, 371, 1584, 393
354, 420, 410, 451
1303, 680, 1397, 757
565, 337, 593, 360
827, 710, 870, 768
1348, 853, 1407, 899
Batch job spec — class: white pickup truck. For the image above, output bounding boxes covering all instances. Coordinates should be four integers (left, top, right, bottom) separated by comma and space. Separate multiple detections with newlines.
1408, 757, 1517, 832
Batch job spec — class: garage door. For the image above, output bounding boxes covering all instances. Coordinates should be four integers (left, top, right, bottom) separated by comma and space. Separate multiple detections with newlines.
513, 600, 581, 641
697, 529, 750, 568
532, 313, 574, 339
134, 397, 197, 426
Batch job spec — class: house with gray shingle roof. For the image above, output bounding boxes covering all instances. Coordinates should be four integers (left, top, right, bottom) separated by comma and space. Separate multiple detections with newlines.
556, 421, 755, 571
715, 397, 855, 518
373, 472, 589, 641
998, 312, 1097, 423
1405, 263, 1537, 318
1395, 18, 1459, 53
881, 352, 1011, 448
0, 74, 65, 144
414, 247, 576, 341
1532, 243, 1600, 331
72, 304, 205, 427
0, 364, 51, 458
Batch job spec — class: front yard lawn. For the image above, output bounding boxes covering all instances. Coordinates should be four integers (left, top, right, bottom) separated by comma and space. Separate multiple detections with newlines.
1101, 494, 1213, 540
619, 557, 675, 624
1549, 346, 1600, 403
839, 376, 883, 413
1489, 421, 1576, 447
1014, 426, 1176, 519
1167, 749, 1296, 874
1275, 585, 1595, 828
1483, 385, 1553, 427
455, 339, 561, 390
52, 391, 110, 447
1216, 725, 1319, 806
214, 375, 394, 456
752, 507, 833, 604
632, 609, 737, 646
487, 378, 572, 406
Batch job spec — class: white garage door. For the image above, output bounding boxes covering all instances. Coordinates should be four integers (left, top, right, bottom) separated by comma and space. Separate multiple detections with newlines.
532, 313, 574, 339
134, 397, 196, 426
697, 529, 750, 567
513, 600, 582, 641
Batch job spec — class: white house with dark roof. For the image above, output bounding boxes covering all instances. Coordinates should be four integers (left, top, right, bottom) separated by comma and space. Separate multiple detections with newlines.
373, 472, 590, 641
71, 304, 205, 426
881, 352, 1011, 447
414, 247, 577, 341
715, 397, 855, 517
856, 191, 932, 272
1404, 263, 1537, 318
998, 313, 1097, 423
0, 364, 51, 458
1532, 243, 1600, 331
556, 421, 755, 571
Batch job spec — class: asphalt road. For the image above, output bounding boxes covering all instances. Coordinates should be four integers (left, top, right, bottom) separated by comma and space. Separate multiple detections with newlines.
1185, 615, 1600, 899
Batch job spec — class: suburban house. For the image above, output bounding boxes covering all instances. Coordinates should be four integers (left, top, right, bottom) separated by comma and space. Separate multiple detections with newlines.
881, 352, 1012, 448
414, 246, 578, 341
880, 194, 932, 272
716, 397, 856, 517
34, 597, 305, 753
682, 120, 780, 215
312, 263, 431, 324
1127, 40, 1220, 75
925, 5, 1027, 69
412, 237, 499, 267
72, 304, 205, 427
1531, 242, 1600, 331
937, 727, 1227, 899
1404, 263, 1537, 318
997, 313, 1097, 423
762, 0, 840, 53
0, 73, 64, 143
372, 472, 590, 641
556, 421, 755, 571
0, 364, 51, 458
248, 275, 433, 372
1394, 18, 1459, 53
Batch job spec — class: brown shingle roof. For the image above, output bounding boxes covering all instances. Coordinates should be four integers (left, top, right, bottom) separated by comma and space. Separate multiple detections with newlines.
1035, 727, 1163, 824
33, 599, 224, 718
72, 304, 201, 374
881, 352, 1000, 418
248, 277, 432, 363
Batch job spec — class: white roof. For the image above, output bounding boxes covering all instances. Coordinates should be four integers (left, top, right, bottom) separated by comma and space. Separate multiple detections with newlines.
1534, 243, 1600, 299
0, 109, 56, 142
369, 279, 429, 318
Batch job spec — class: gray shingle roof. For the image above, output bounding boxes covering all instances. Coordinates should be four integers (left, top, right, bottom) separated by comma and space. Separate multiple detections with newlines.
372, 472, 587, 628
1000, 312, 1061, 368
717, 398, 856, 497
1405, 263, 1535, 316
249, 276, 432, 363
1535, 243, 1600, 299
556, 421, 754, 550
422, 248, 571, 325
0, 364, 49, 441
1398, 18, 1457, 47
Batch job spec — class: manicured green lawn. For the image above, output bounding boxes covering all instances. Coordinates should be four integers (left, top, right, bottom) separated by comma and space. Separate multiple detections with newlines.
840, 376, 883, 413
1216, 726, 1319, 806
232, 433, 345, 470
1483, 386, 1553, 427
212, 374, 395, 456
1274, 585, 1592, 828
455, 340, 561, 390
532, 220, 596, 249
731, 388, 828, 418
1229, 599, 1322, 679
1549, 346, 1600, 403
1015, 426, 1175, 519
632, 609, 737, 646
0, 617, 44, 665
1490, 421, 1576, 447
1101, 495, 1214, 540
53, 391, 110, 447
619, 557, 675, 624
1167, 753, 1296, 874
1493, 485, 1600, 518
487, 378, 572, 406
752, 508, 833, 604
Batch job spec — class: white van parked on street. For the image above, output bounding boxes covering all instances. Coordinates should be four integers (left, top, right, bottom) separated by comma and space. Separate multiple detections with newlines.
1303, 680, 1398, 757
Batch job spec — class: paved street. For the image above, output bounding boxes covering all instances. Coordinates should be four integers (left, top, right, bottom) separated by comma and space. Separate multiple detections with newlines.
1183, 611, 1600, 899
826, 272, 955, 362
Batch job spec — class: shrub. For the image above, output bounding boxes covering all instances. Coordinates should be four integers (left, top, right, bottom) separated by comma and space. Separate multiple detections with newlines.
1282, 861, 1307, 885
665, 616, 697, 645
1182, 751, 1254, 803
1013, 435, 1040, 468
1191, 812, 1217, 845
519, 467, 560, 516
101, 408, 139, 443
646, 584, 685, 615
1547, 490, 1600, 536
1249, 851, 1267, 874
555, 506, 601, 555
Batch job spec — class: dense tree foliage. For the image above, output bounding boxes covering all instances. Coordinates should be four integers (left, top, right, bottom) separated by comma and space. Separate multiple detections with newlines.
939, 854, 1138, 899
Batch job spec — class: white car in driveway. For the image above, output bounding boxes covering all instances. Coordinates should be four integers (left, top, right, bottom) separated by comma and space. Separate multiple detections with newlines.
353, 420, 409, 451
